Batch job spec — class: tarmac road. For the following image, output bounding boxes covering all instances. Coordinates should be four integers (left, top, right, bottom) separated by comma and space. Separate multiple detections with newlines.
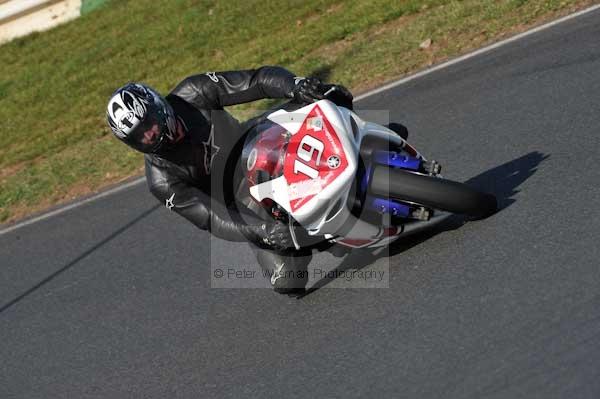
2, 7, 600, 398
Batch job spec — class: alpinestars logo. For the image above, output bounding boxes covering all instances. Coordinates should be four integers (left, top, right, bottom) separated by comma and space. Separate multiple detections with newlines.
271, 262, 286, 285
202, 128, 220, 174
165, 193, 175, 210
206, 72, 219, 82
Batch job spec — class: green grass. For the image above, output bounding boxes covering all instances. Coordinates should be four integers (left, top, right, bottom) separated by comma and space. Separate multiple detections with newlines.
0, 0, 596, 222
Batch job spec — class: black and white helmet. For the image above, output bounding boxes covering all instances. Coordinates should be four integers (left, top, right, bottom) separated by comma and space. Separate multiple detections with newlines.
106, 83, 176, 153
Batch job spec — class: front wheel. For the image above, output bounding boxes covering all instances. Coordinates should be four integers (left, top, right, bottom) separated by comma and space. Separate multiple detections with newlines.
370, 166, 497, 219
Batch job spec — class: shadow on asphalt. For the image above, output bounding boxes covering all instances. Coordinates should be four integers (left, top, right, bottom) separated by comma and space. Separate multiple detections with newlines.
0, 204, 160, 315
463, 151, 549, 211
299, 151, 549, 298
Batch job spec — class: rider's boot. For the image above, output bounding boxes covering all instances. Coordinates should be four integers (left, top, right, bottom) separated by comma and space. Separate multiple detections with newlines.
256, 248, 311, 296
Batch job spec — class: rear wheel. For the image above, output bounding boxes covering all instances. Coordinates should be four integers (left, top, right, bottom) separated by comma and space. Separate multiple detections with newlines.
370, 166, 497, 218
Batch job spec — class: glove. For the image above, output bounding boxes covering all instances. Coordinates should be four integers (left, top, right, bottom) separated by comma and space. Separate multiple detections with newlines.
290, 77, 326, 104
322, 84, 354, 110
245, 221, 294, 250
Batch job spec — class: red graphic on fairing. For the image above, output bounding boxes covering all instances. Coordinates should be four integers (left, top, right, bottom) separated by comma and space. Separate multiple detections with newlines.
283, 105, 348, 212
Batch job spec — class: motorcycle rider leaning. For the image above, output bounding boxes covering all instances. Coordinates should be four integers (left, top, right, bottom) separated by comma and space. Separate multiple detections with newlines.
106, 66, 354, 295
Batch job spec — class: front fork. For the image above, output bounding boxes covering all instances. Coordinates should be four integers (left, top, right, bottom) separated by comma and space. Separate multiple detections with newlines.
360, 149, 442, 222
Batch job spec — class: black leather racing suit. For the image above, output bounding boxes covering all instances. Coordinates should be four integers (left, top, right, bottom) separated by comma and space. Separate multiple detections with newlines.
145, 66, 336, 290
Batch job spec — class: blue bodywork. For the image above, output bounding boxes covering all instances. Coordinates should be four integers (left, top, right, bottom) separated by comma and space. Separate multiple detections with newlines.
366, 196, 410, 217
373, 150, 421, 170
357, 150, 421, 218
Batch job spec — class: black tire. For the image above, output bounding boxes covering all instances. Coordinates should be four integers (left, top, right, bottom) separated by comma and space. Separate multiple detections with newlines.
370, 166, 497, 218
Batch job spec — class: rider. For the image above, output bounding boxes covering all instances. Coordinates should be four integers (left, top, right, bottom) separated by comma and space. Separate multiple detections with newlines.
106, 66, 353, 295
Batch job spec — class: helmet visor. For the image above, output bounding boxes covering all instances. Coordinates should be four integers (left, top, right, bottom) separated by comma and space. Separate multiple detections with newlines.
124, 96, 173, 153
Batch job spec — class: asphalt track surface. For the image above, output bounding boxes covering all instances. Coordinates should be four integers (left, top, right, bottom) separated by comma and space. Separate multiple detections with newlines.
2, 9, 600, 399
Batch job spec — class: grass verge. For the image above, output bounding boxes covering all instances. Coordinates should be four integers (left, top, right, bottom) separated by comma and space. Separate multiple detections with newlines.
0, 0, 597, 223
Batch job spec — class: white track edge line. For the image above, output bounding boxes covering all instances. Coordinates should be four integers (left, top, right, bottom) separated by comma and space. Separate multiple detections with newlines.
2, 3, 600, 236
0, 177, 145, 235
354, 3, 600, 101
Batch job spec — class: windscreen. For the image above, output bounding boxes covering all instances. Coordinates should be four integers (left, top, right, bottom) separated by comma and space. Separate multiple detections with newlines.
242, 120, 291, 188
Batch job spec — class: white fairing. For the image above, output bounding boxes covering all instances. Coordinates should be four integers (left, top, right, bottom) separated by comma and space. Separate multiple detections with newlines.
250, 101, 356, 228
248, 99, 428, 248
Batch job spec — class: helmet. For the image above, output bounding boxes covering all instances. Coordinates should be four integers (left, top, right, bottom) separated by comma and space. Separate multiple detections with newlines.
106, 83, 176, 153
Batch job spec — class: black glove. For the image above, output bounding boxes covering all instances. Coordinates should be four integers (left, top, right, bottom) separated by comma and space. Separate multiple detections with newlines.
245, 221, 294, 250
290, 77, 326, 104
322, 84, 354, 110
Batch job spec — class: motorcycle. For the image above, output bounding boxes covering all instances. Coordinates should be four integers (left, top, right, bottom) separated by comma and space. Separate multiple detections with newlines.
240, 98, 497, 250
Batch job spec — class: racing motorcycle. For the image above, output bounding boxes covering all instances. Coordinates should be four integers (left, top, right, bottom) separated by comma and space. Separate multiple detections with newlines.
240, 97, 497, 250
